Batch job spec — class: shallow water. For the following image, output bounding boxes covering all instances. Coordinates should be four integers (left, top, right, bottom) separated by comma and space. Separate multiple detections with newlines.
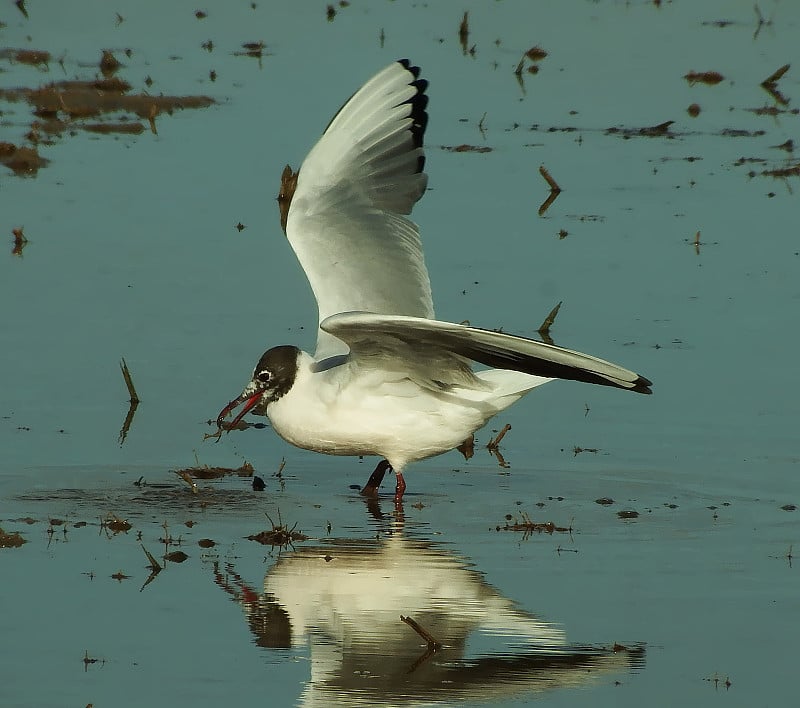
1, 1, 799, 706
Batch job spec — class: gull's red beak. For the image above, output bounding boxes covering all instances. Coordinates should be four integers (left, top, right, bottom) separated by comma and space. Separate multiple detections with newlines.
216, 389, 264, 430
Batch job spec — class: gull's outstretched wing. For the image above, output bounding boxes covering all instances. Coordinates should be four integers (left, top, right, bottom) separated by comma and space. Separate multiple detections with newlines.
285, 60, 432, 359
322, 312, 653, 394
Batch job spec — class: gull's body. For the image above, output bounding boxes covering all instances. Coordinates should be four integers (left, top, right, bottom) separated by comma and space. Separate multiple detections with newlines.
266, 348, 541, 471
218, 60, 651, 501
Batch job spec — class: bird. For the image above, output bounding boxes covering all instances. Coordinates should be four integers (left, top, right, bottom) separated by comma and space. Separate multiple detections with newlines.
216, 59, 651, 505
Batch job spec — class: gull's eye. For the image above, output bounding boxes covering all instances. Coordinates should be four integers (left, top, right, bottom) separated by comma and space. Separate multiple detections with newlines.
256, 370, 272, 384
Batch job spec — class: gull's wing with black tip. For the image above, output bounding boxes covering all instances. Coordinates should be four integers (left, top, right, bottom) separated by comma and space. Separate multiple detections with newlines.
285, 60, 433, 359
321, 312, 653, 394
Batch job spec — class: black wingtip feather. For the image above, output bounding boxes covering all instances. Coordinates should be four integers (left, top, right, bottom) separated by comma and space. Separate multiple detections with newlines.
632, 376, 653, 395
396, 60, 429, 173
450, 341, 653, 395
397, 58, 419, 78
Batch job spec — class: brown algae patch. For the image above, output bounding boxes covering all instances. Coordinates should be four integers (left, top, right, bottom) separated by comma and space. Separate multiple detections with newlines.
0, 526, 27, 548
0, 49, 216, 175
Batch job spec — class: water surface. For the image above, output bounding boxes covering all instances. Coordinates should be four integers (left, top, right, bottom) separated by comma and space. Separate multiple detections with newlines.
2, 1, 798, 706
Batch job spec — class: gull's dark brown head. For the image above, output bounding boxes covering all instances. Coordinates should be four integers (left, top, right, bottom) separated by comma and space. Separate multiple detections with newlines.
216, 345, 300, 430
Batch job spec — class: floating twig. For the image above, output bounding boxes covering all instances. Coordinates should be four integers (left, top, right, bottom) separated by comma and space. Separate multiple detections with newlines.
487, 424, 511, 451
537, 301, 562, 343
539, 165, 562, 192
118, 358, 140, 445
140, 543, 162, 591
478, 111, 487, 138
174, 470, 198, 494
754, 3, 774, 39
762, 63, 790, 86
760, 63, 790, 104
458, 12, 469, 55
401, 615, 441, 650
538, 165, 562, 216
119, 358, 140, 404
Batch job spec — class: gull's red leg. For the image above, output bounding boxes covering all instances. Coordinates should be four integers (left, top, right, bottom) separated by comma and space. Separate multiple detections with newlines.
394, 471, 406, 505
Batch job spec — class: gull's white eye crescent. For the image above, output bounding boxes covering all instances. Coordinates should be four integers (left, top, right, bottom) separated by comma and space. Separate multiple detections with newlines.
256, 370, 272, 384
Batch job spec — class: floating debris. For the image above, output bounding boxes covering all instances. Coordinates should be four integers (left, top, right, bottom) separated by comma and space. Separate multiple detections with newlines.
0, 73, 214, 175
235, 41, 267, 62
684, 71, 724, 86
496, 511, 572, 537
175, 470, 198, 494
118, 357, 140, 446
703, 673, 732, 690
525, 46, 548, 61
83, 121, 144, 134
247, 510, 308, 547
761, 163, 800, 178
538, 164, 562, 216
760, 63, 790, 104
119, 358, 140, 404
174, 460, 254, 480
458, 11, 470, 55
12, 226, 28, 256
687, 103, 701, 117
401, 615, 441, 651
617, 510, 639, 519
605, 121, 675, 139
721, 128, 766, 138
164, 551, 189, 563
0, 141, 48, 176
102, 515, 132, 533
83, 650, 101, 672
140, 544, 162, 591
486, 424, 511, 451
441, 144, 492, 153
0, 526, 26, 548
762, 63, 790, 86
573, 446, 599, 456
0, 48, 51, 67
761, 78, 789, 105
99, 50, 121, 77
537, 301, 562, 344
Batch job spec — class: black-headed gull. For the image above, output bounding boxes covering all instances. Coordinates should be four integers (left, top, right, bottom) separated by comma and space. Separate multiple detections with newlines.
216, 60, 651, 503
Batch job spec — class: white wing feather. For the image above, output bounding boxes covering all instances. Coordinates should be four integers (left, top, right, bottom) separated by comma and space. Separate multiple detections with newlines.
285, 61, 432, 358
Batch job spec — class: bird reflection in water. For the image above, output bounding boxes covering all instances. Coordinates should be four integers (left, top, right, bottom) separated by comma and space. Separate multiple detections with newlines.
212, 527, 645, 705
